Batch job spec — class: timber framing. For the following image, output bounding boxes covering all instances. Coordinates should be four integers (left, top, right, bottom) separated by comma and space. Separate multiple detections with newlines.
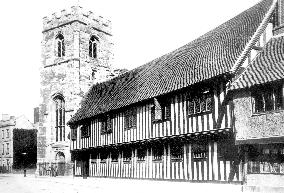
67, 0, 281, 183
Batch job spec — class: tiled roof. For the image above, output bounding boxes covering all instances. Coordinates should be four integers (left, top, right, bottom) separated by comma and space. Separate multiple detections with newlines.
230, 36, 284, 90
68, 0, 274, 125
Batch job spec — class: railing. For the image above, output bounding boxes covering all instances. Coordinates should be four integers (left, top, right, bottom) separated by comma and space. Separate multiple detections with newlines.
248, 161, 284, 174
37, 162, 72, 176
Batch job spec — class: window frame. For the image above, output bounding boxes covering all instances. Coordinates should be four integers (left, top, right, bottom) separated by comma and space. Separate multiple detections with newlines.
71, 126, 77, 141
101, 115, 112, 135
81, 124, 90, 138
100, 151, 108, 163
111, 149, 119, 163
6, 143, 9, 155
187, 88, 213, 117
170, 142, 184, 162
152, 98, 171, 122
137, 148, 146, 162
123, 149, 132, 163
252, 84, 283, 114
89, 35, 99, 59
192, 143, 208, 160
55, 33, 65, 58
6, 129, 9, 138
54, 95, 65, 142
124, 107, 137, 129
152, 143, 164, 162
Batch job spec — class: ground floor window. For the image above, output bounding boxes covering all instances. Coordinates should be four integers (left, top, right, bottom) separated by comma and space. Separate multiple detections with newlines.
123, 149, 132, 163
111, 149, 119, 163
153, 143, 163, 161
192, 142, 208, 160
170, 142, 183, 161
100, 151, 108, 163
137, 148, 146, 161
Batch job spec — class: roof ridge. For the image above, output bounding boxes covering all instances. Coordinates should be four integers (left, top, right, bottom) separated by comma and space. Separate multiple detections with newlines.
230, 0, 277, 74
229, 37, 275, 89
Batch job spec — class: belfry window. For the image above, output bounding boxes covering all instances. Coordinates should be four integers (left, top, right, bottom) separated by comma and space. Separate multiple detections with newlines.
89, 35, 98, 58
54, 95, 65, 142
56, 33, 65, 57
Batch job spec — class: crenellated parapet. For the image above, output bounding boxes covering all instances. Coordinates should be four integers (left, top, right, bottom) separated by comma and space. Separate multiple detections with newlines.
42, 5, 112, 35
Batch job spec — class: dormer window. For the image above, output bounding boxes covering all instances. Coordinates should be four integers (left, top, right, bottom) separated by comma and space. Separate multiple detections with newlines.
56, 33, 65, 57
89, 35, 98, 58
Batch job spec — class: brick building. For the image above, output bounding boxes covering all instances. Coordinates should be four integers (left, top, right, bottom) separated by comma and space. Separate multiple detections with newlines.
0, 114, 36, 173
37, 6, 125, 176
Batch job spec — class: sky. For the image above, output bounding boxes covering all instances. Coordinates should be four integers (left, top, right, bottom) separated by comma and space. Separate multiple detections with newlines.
0, 0, 261, 122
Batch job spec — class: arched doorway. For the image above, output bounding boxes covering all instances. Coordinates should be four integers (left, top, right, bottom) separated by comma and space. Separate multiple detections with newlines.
55, 152, 65, 176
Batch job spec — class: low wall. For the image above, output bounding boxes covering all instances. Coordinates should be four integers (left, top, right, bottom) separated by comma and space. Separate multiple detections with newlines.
247, 174, 284, 187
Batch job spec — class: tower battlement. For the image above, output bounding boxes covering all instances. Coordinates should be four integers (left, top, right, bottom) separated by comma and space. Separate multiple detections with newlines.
42, 5, 112, 35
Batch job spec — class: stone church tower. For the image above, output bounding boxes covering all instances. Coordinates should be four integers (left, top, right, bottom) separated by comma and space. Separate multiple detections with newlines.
37, 6, 121, 175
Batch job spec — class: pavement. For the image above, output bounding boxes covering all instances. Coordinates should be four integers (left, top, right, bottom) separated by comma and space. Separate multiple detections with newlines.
0, 173, 245, 193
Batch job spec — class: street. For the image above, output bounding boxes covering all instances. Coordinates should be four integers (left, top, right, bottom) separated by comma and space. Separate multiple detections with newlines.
0, 174, 245, 193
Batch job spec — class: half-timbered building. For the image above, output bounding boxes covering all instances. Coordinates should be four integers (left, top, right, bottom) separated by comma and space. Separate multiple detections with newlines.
68, 0, 282, 183
230, 28, 284, 189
